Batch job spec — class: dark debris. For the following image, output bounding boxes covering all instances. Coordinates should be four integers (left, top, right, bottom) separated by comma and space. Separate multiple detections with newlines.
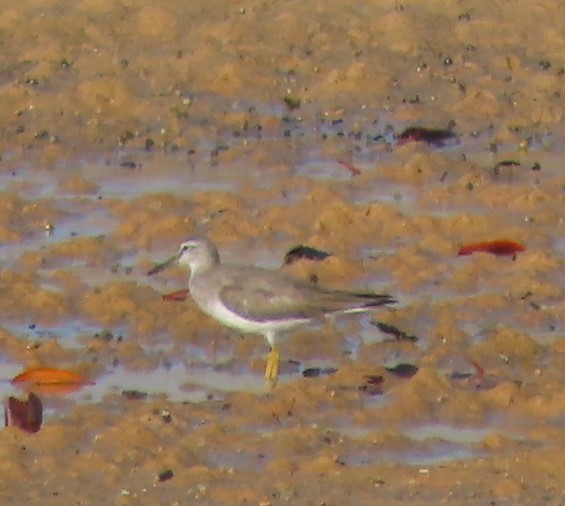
284, 245, 333, 266
372, 321, 418, 343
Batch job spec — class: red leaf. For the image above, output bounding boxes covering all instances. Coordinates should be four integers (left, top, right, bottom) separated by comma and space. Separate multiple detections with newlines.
4, 392, 43, 433
338, 160, 361, 176
466, 355, 485, 379
162, 289, 190, 301
458, 240, 526, 256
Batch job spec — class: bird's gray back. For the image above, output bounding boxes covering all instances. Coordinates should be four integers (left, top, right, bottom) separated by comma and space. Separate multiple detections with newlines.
190, 265, 392, 323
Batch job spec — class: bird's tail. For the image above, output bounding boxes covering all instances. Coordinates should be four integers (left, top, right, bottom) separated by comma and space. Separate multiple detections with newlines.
319, 290, 397, 314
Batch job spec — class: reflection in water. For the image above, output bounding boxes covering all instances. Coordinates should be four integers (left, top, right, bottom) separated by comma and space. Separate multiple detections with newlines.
404, 424, 495, 444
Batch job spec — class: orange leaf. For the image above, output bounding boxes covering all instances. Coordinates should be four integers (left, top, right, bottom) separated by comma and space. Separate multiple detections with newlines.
11, 367, 93, 386
162, 289, 190, 302
458, 240, 526, 256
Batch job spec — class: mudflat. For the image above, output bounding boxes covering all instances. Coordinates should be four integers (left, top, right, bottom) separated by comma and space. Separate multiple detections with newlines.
0, 1, 563, 504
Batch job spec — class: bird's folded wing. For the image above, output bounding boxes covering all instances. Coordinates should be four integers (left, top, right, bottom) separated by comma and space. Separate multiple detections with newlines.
217, 267, 394, 322
219, 280, 325, 322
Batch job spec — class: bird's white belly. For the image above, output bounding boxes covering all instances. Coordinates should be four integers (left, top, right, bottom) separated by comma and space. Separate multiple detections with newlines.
196, 296, 309, 335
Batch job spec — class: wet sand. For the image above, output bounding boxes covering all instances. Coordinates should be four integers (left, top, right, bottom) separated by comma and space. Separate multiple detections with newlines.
0, 0, 563, 504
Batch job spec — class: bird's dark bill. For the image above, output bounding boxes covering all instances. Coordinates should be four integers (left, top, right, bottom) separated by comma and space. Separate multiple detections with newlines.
147, 254, 178, 276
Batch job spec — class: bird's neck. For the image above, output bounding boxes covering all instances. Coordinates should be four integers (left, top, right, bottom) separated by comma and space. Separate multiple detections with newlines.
190, 256, 219, 276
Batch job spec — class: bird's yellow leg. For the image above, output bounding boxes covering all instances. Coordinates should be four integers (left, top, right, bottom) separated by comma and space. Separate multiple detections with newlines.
265, 346, 280, 380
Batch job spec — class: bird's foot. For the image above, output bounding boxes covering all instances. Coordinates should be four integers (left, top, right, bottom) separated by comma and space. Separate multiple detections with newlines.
264, 347, 280, 381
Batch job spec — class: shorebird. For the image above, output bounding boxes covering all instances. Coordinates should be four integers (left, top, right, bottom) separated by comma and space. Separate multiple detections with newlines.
148, 237, 396, 381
